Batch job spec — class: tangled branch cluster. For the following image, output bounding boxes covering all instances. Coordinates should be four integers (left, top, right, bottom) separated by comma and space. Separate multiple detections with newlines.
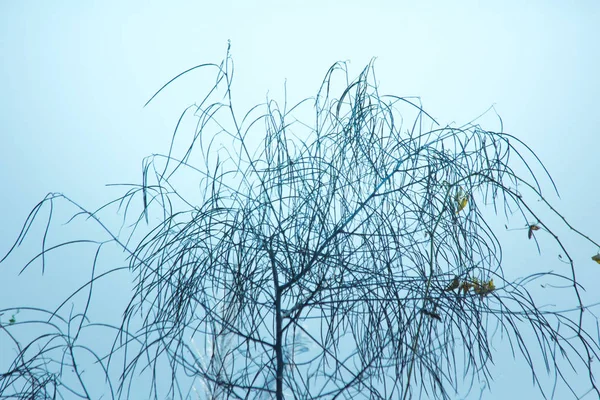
1, 48, 598, 400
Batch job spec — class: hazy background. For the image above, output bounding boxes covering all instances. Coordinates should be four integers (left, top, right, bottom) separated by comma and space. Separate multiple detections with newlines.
1, 1, 599, 398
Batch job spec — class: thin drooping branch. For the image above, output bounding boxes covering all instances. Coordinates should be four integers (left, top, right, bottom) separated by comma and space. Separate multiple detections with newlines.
1, 48, 599, 400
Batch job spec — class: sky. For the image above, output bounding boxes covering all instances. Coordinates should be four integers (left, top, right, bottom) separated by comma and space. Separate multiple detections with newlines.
1, 1, 599, 399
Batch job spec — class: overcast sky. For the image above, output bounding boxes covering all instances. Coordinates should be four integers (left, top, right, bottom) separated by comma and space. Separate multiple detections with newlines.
1, 1, 599, 399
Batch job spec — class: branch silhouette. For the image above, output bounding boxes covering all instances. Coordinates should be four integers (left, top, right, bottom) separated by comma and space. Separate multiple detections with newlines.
1, 46, 599, 400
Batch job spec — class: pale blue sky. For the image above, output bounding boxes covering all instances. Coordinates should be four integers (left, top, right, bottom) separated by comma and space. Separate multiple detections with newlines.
1, 1, 599, 399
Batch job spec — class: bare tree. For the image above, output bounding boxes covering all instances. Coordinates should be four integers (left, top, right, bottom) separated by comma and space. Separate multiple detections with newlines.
2, 46, 599, 400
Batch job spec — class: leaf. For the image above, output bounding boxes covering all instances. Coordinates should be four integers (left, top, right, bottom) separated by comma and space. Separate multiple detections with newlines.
8, 309, 20, 325
475, 279, 495, 297
454, 187, 464, 202
457, 197, 468, 213
528, 224, 540, 240
455, 187, 468, 213
459, 281, 473, 295
592, 254, 600, 264
421, 309, 441, 321
444, 276, 460, 292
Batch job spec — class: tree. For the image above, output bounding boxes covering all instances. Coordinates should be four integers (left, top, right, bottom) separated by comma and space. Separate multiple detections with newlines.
2, 46, 599, 399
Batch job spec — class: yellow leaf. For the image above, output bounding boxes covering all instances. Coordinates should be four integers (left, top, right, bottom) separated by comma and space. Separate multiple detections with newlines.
454, 187, 464, 202
592, 254, 600, 264
454, 187, 468, 213
457, 196, 468, 213
471, 278, 495, 297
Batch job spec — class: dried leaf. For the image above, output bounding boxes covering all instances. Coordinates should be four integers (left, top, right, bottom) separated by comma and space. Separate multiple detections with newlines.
459, 281, 473, 294
528, 224, 540, 240
477, 279, 495, 297
421, 309, 441, 321
592, 254, 600, 264
444, 276, 460, 292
